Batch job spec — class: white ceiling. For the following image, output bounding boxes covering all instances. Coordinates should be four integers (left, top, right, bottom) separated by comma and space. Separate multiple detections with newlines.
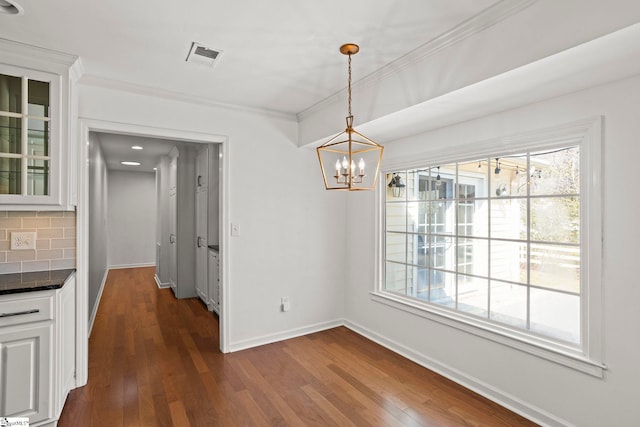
0, 0, 497, 115
1, 0, 508, 168
95, 133, 180, 173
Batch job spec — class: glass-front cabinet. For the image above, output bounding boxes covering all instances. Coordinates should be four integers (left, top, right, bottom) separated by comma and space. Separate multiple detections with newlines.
0, 40, 79, 209
0, 71, 53, 196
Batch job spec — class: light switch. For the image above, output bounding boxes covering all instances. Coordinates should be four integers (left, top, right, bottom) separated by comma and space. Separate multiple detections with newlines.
231, 223, 240, 237
11, 231, 36, 250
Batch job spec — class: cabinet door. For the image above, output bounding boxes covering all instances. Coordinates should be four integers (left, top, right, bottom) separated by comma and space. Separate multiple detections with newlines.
169, 191, 177, 294
0, 61, 70, 209
56, 276, 76, 416
0, 323, 52, 424
195, 189, 208, 303
195, 145, 209, 192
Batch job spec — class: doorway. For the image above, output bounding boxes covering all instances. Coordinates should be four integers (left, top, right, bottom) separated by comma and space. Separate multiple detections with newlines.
76, 118, 229, 386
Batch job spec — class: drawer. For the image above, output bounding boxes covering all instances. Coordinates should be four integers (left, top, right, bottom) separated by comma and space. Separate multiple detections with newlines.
0, 293, 54, 327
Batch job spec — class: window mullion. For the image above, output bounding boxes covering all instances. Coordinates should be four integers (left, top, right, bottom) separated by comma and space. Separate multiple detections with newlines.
486, 157, 492, 319
526, 154, 531, 331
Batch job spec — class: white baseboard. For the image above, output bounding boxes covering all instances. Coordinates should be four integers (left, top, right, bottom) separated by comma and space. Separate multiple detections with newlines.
228, 319, 344, 353
154, 274, 171, 289
108, 262, 156, 270
88, 269, 109, 337
344, 319, 570, 427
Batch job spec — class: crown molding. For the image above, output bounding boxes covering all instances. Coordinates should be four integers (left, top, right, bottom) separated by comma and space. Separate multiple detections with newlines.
79, 74, 298, 122
0, 37, 79, 70
297, 0, 539, 122
69, 57, 85, 83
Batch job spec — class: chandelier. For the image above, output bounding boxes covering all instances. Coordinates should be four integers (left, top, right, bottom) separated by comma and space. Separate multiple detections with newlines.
317, 44, 383, 191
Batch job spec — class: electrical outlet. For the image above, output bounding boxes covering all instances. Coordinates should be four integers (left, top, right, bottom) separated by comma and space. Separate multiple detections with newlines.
281, 296, 290, 312
11, 231, 36, 250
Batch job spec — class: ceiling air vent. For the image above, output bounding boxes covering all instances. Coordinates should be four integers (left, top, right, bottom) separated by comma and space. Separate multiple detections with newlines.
186, 42, 223, 67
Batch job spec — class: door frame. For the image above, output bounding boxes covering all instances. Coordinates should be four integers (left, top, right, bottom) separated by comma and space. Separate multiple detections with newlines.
76, 118, 230, 386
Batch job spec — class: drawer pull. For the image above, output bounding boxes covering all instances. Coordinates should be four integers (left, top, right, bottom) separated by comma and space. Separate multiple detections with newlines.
0, 309, 40, 318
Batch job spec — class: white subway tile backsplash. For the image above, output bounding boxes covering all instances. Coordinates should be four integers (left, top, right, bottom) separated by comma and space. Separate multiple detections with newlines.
51, 217, 76, 228
0, 211, 76, 273
51, 238, 75, 249
9, 211, 36, 217
51, 259, 75, 270
38, 228, 64, 239
36, 240, 50, 250
0, 262, 22, 274
7, 250, 36, 262
22, 261, 52, 273
37, 249, 63, 260
0, 218, 22, 228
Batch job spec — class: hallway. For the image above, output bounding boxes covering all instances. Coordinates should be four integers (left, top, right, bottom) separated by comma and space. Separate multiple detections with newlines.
58, 267, 536, 426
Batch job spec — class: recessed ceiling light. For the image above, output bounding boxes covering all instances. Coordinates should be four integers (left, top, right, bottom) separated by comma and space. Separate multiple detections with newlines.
0, 0, 24, 15
131, 145, 143, 150
121, 161, 141, 166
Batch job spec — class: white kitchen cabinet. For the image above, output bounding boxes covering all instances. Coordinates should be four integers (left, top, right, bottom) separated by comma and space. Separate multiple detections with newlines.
0, 292, 54, 424
0, 272, 76, 426
166, 145, 197, 299
55, 273, 76, 417
208, 249, 220, 314
0, 39, 81, 210
195, 145, 209, 304
0, 321, 52, 424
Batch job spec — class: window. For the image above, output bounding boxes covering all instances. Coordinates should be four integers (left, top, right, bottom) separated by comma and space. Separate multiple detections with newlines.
376, 118, 603, 376
0, 72, 51, 196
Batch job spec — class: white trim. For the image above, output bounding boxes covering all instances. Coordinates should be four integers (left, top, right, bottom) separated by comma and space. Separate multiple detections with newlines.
87, 269, 109, 337
370, 292, 604, 377
228, 319, 344, 353
108, 262, 155, 270
79, 74, 297, 121
218, 138, 229, 352
375, 117, 605, 377
0, 37, 79, 71
344, 319, 571, 427
154, 274, 171, 289
298, 0, 538, 121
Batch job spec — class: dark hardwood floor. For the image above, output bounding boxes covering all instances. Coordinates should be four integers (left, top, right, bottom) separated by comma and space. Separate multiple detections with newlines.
58, 266, 537, 426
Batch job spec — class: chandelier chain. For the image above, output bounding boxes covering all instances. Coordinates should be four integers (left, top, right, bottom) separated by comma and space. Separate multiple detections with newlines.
347, 53, 352, 118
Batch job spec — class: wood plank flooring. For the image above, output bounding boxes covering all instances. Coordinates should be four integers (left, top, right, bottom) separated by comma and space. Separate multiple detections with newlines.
58, 267, 538, 426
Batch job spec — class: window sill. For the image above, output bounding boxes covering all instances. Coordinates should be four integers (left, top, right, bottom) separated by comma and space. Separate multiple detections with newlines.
370, 291, 606, 378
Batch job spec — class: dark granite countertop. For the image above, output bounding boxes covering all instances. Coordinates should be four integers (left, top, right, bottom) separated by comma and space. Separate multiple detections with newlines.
208, 245, 219, 252
0, 269, 75, 295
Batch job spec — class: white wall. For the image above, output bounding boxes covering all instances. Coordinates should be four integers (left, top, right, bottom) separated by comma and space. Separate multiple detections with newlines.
107, 170, 156, 268
88, 133, 108, 320
344, 74, 640, 426
79, 83, 347, 348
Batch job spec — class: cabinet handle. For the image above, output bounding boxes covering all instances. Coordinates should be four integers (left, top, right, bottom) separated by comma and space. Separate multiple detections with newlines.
0, 309, 40, 318
197, 175, 203, 186
197, 236, 203, 248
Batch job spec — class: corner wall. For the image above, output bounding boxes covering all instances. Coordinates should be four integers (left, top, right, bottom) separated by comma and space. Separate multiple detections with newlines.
88, 133, 108, 323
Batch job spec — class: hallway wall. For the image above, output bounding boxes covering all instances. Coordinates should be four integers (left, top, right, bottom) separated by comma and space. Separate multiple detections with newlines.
107, 170, 156, 268
88, 133, 108, 325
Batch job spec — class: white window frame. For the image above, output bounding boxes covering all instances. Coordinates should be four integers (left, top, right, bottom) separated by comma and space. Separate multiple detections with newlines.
372, 117, 605, 377
0, 63, 62, 206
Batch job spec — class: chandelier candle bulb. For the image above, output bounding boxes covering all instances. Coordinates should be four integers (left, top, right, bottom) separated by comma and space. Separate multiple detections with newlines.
359, 158, 365, 175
